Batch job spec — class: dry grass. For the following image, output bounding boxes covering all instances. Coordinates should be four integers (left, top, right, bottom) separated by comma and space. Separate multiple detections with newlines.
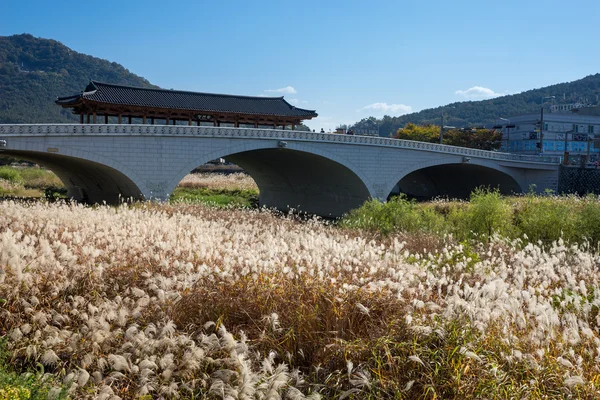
1, 201, 600, 398
172, 272, 406, 371
177, 172, 258, 191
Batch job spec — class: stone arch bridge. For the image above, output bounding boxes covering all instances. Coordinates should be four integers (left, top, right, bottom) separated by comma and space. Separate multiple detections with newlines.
0, 124, 560, 217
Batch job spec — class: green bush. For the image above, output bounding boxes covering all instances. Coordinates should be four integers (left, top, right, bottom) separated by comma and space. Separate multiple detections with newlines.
465, 188, 513, 240
575, 195, 600, 245
44, 186, 68, 201
0, 338, 68, 399
0, 167, 23, 185
515, 195, 576, 244
19, 168, 63, 189
170, 187, 258, 208
445, 203, 470, 240
340, 195, 445, 235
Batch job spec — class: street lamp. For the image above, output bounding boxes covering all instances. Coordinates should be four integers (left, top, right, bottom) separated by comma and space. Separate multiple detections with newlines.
539, 96, 555, 154
440, 106, 456, 144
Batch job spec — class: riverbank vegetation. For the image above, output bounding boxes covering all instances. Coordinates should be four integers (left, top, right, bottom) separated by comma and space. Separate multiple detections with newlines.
1, 198, 600, 398
341, 188, 600, 247
0, 166, 260, 207
2, 167, 600, 398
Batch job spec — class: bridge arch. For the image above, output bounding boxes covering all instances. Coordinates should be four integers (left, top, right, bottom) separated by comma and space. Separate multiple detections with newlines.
1, 149, 147, 204
167, 142, 374, 217
386, 158, 522, 200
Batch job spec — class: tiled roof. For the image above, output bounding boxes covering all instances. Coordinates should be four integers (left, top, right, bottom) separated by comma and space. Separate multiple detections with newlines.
56, 81, 317, 119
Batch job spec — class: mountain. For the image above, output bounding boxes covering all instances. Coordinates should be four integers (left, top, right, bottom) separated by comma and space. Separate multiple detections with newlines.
352, 74, 600, 137
0, 34, 157, 124
2, 33, 599, 135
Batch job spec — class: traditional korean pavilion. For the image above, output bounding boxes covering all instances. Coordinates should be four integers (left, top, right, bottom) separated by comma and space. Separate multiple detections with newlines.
56, 81, 318, 129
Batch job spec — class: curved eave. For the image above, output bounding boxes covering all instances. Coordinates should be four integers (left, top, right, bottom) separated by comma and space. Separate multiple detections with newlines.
55, 95, 83, 106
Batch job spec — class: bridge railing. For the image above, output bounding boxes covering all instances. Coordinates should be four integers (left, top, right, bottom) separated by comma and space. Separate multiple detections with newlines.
0, 124, 561, 164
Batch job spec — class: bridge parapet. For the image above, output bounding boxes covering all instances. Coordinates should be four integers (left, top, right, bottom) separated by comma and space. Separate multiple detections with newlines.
0, 124, 561, 164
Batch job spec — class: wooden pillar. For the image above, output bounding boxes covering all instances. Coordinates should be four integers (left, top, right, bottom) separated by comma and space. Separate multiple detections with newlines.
273, 122, 277, 129
213, 120, 217, 127
92, 112, 97, 124
292, 123, 295, 130
217, 121, 221, 127
188, 118, 192, 126
86, 114, 91, 124
128, 116, 132, 124
104, 114, 108, 124
172, 119, 176, 125
234, 120, 239, 128
165, 117, 170, 125
142, 115, 147, 124
79, 114, 84, 124
118, 114, 122, 124
254, 121, 258, 128
151, 117, 155, 125
197, 120, 200, 126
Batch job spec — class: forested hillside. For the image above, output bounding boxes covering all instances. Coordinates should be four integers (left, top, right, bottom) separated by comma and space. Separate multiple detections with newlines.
2, 33, 599, 135
0, 34, 157, 123
353, 74, 600, 137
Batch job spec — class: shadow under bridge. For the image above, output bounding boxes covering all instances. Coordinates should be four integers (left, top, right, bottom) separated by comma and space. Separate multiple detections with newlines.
224, 148, 372, 217
389, 163, 522, 200
3, 150, 144, 203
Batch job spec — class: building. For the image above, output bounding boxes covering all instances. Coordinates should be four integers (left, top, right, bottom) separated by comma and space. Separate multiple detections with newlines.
549, 103, 587, 113
56, 81, 318, 129
499, 112, 600, 163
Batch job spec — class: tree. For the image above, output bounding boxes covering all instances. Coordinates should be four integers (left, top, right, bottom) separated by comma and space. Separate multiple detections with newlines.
395, 123, 503, 151
395, 123, 439, 143
444, 128, 503, 151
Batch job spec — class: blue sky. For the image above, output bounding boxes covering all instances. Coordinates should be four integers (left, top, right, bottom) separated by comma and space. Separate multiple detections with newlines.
2, 0, 600, 131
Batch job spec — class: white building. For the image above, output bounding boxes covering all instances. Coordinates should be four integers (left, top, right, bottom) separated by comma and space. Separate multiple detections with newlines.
549, 103, 586, 113
499, 112, 600, 163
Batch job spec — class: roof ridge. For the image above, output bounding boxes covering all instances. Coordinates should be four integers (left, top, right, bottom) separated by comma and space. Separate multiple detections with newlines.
90, 80, 285, 101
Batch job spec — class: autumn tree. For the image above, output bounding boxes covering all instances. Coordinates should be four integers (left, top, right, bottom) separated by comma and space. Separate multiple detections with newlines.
395, 123, 502, 151
395, 123, 439, 143
444, 128, 502, 151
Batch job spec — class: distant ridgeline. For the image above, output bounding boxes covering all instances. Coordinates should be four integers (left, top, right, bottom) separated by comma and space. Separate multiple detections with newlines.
1, 33, 599, 134
352, 74, 600, 137
0, 34, 157, 124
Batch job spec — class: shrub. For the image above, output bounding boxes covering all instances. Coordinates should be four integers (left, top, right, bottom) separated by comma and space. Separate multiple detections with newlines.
340, 195, 443, 235
465, 188, 513, 239
19, 168, 63, 189
0, 167, 23, 185
43, 186, 68, 201
575, 195, 600, 246
170, 187, 258, 208
0, 338, 68, 400
515, 194, 576, 244
445, 202, 470, 240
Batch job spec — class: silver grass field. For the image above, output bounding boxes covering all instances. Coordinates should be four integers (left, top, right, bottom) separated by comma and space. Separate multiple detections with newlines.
1, 174, 600, 399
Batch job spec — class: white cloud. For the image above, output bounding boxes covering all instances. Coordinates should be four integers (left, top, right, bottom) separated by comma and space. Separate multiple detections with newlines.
264, 86, 297, 94
455, 86, 502, 99
288, 98, 299, 105
359, 102, 412, 116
